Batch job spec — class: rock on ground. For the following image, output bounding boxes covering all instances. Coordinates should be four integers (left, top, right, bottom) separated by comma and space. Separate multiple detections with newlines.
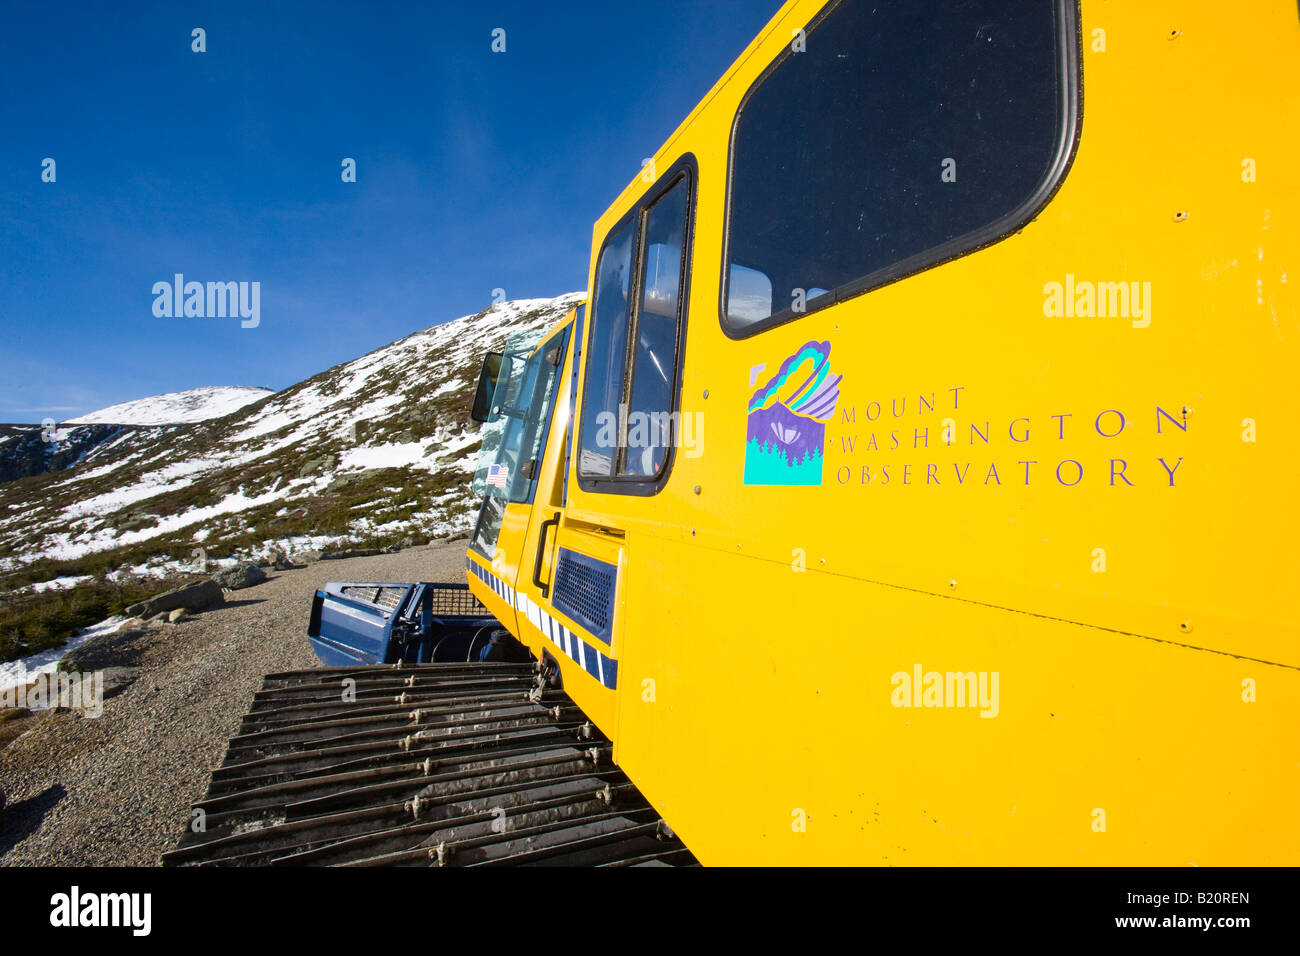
213, 562, 268, 591
318, 548, 384, 561
268, 551, 298, 571
125, 579, 224, 619
59, 620, 147, 673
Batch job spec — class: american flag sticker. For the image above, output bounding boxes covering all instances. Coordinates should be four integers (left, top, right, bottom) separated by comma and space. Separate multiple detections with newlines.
487, 463, 508, 487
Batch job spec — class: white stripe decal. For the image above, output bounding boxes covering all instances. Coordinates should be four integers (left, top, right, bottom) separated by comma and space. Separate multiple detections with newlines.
468, 557, 616, 690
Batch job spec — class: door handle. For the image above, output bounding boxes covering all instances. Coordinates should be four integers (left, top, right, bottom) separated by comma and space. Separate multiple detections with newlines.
533, 512, 562, 598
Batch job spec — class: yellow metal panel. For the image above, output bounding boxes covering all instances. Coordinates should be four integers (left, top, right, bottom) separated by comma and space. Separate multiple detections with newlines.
552, 0, 1300, 863
619, 534, 1300, 864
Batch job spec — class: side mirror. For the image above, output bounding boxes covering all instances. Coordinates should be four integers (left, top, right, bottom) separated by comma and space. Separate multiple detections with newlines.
470, 352, 504, 423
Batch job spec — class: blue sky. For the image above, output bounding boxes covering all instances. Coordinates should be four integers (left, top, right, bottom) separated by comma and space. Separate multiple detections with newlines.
0, 0, 779, 422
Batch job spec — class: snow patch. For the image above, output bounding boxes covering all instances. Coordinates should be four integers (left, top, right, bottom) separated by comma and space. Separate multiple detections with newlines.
0, 615, 129, 695
67, 386, 273, 426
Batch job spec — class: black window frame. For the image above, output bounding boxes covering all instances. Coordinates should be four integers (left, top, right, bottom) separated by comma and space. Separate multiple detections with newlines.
560, 303, 586, 508
576, 154, 698, 497
718, 0, 1082, 339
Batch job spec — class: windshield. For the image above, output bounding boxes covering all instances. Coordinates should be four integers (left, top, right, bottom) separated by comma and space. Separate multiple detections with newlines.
470, 327, 567, 555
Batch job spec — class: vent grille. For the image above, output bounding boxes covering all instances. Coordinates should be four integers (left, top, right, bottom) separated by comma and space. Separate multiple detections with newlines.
425, 583, 488, 617
341, 585, 408, 611
337, 584, 486, 618
552, 549, 616, 642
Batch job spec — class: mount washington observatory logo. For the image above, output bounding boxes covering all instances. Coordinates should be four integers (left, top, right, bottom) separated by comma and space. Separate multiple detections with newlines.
744, 340, 841, 486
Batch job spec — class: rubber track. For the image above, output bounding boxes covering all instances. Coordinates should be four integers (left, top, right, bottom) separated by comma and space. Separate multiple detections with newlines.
163, 663, 694, 866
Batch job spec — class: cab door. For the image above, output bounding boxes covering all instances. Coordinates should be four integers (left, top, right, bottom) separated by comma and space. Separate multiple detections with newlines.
465, 322, 568, 637
521, 164, 696, 739
466, 312, 617, 729
506, 303, 623, 736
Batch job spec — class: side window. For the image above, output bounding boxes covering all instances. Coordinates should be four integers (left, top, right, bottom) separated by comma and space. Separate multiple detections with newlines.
579, 166, 693, 488
505, 333, 567, 505
723, 0, 1074, 333
471, 329, 567, 557
578, 220, 635, 479
624, 180, 689, 478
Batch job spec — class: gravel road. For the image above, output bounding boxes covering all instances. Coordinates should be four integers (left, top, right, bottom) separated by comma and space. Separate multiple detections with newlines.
0, 542, 471, 866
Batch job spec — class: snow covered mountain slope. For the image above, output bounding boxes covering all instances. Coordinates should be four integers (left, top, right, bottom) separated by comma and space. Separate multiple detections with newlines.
0, 389, 273, 483
65, 386, 274, 426
0, 293, 582, 580
0, 423, 139, 484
